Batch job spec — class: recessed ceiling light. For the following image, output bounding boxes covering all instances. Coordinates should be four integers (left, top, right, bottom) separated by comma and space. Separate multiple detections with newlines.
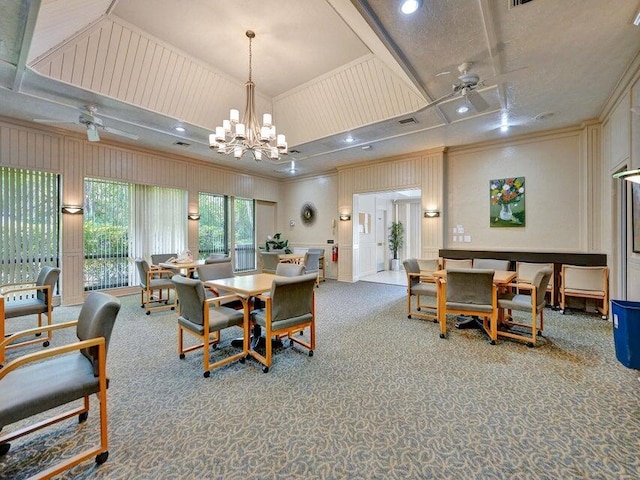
362, 145, 372, 150
500, 125, 510, 132
400, 0, 422, 15
457, 105, 469, 114
175, 126, 185, 132
345, 136, 355, 143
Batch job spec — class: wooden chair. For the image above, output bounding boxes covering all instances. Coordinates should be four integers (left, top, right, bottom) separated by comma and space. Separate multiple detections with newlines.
436, 268, 498, 343
498, 267, 553, 347
171, 275, 248, 378
250, 273, 317, 373
276, 263, 306, 276
150, 253, 177, 266
560, 265, 609, 319
0, 292, 120, 478
303, 250, 323, 287
0, 266, 60, 363
259, 251, 281, 274
135, 259, 176, 315
205, 255, 232, 264
443, 258, 473, 269
516, 262, 555, 307
403, 258, 438, 322
473, 258, 510, 270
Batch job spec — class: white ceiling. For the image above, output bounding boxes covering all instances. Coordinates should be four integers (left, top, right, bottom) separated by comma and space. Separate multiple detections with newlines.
1, 0, 640, 179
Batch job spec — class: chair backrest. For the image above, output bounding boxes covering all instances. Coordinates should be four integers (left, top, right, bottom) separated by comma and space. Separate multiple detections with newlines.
446, 268, 495, 306
76, 292, 121, 375
151, 253, 177, 265
135, 258, 149, 287
171, 275, 206, 326
205, 255, 232, 264
443, 258, 473, 269
562, 265, 607, 292
260, 252, 281, 272
197, 262, 234, 282
403, 258, 421, 286
517, 262, 554, 287
307, 248, 325, 255
303, 251, 322, 273
35, 266, 61, 303
269, 273, 317, 322
532, 268, 553, 309
417, 258, 439, 273
276, 263, 306, 276
473, 258, 510, 271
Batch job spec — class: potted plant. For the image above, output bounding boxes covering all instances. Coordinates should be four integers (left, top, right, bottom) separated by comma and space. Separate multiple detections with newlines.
260, 233, 292, 253
388, 221, 404, 271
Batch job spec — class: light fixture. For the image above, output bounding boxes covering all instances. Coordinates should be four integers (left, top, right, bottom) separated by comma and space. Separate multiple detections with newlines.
424, 210, 440, 218
209, 30, 287, 162
339, 213, 351, 221
633, 10, 640, 26
500, 124, 510, 132
400, 0, 422, 15
61, 205, 84, 215
613, 169, 640, 183
175, 126, 186, 132
345, 135, 355, 143
188, 213, 201, 221
457, 105, 469, 114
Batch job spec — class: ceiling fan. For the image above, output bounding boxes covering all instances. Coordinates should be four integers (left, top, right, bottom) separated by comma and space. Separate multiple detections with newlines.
417, 62, 491, 113
34, 105, 139, 142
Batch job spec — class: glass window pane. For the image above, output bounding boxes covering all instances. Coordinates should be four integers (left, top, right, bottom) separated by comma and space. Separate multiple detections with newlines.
198, 193, 228, 257
234, 197, 255, 272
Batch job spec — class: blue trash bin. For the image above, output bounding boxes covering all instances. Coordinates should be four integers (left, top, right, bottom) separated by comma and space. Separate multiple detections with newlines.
611, 300, 640, 369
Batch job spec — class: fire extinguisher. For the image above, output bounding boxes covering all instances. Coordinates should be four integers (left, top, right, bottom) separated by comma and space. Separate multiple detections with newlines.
332, 245, 338, 262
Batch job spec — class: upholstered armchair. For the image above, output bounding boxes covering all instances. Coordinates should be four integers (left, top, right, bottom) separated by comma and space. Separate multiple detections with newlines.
135, 258, 176, 315
0, 292, 120, 478
150, 253, 178, 266
443, 258, 473, 269
276, 263, 306, 276
0, 266, 60, 363
303, 250, 323, 286
473, 258, 510, 270
436, 268, 498, 343
250, 273, 317, 373
560, 265, 609, 319
196, 261, 244, 309
259, 251, 281, 274
516, 262, 555, 307
171, 275, 248, 378
205, 255, 232, 264
498, 267, 553, 347
403, 258, 438, 322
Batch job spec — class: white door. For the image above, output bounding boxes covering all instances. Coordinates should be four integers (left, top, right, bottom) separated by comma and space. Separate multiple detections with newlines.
376, 209, 386, 271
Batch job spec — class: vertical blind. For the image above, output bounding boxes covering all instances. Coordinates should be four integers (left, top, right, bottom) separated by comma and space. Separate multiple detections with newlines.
0, 167, 59, 285
198, 192, 228, 257
233, 197, 256, 271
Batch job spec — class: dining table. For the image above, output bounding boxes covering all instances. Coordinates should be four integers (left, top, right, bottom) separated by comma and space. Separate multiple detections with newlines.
433, 269, 517, 343
159, 259, 205, 278
205, 273, 277, 358
278, 253, 326, 281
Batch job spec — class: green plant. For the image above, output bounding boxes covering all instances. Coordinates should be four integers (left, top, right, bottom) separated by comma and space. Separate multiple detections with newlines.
261, 233, 292, 253
388, 221, 404, 260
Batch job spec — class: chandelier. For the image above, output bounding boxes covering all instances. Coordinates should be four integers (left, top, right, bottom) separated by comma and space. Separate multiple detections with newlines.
209, 30, 287, 161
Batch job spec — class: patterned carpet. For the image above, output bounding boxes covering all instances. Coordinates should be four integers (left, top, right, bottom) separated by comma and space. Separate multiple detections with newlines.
1, 280, 639, 479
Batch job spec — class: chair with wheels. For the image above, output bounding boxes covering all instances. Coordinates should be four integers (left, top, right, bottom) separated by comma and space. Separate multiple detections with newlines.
403, 258, 438, 322
303, 250, 323, 287
135, 258, 176, 315
150, 253, 178, 266
259, 251, 281, 274
0, 266, 60, 363
276, 262, 306, 276
498, 267, 553, 347
436, 268, 498, 343
473, 258, 510, 271
250, 273, 317, 373
196, 260, 244, 309
560, 265, 609, 319
205, 255, 232, 264
443, 258, 473, 269
0, 292, 120, 478
515, 262, 555, 308
171, 275, 248, 378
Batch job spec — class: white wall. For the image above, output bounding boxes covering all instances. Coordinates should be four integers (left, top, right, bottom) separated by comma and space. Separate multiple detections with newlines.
445, 130, 583, 251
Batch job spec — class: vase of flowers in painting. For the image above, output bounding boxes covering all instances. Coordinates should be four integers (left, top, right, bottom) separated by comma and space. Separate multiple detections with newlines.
490, 177, 525, 227
499, 203, 513, 221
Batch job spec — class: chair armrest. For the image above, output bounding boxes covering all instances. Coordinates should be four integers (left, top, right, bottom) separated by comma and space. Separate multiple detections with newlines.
0, 320, 78, 350
148, 268, 174, 280
0, 282, 42, 295
205, 293, 247, 306
0, 336, 104, 379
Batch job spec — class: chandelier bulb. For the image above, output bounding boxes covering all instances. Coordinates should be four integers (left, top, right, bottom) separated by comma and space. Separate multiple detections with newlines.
234, 146, 243, 158
230, 109, 239, 123
263, 113, 272, 127
235, 123, 245, 139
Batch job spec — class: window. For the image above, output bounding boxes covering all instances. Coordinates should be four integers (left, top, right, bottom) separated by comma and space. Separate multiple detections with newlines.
198, 193, 228, 257
84, 179, 187, 291
84, 179, 130, 290
234, 197, 255, 271
0, 167, 60, 285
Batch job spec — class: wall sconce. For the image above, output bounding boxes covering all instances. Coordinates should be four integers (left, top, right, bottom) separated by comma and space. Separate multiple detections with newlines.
424, 210, 440, 218
61, 205, 84, 215
339, 213, 351, 221
188, 213, 201, 221
613, 169, 640, 183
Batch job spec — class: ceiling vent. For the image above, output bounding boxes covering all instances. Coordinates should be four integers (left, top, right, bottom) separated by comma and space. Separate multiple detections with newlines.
510, 0, 534, 8
398, 117, 418, 125
173, 141, 191, 147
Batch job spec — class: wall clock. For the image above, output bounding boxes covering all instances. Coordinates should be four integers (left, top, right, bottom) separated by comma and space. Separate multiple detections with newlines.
300, 202, 317, 225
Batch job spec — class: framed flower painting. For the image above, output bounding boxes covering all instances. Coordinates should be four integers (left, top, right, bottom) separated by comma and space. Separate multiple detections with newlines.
490, 177, 525, 227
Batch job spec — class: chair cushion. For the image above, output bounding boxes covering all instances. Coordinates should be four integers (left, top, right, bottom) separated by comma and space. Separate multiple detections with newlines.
149, 278, 174, 290
411, 283, 437, 296
179, 307, 244, 335
446, 302, 494, 313
0, 353, 98, 428
4, 298, 47, 318
251, 309, 313, 331
498, 293, 539, 312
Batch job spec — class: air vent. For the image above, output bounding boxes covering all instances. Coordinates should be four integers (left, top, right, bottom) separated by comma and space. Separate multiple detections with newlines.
289, 149, 301, 154
398, 117, 417, 125
173, 141, 191, 147
510, 0, 534, 8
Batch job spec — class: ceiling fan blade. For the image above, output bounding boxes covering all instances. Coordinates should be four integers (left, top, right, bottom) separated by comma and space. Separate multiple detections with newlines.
466, 90, 490, 112
103, 126, 139, 140
415, 90, 458, 113
33, 118, 76, 124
